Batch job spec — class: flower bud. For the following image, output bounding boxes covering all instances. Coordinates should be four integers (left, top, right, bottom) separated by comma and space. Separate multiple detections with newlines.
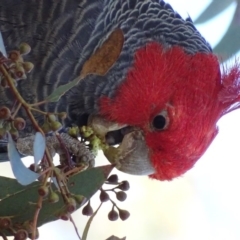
107, 174, 118, 184
48, 191, 59, 203
118, 209, 130, 221
47, 114, 57, 123
118, 181, 130, 191
23, 62, 34, 73
73, 194, 85, 204
50, 121, 62, 132
68, 127, 79, 137
80, 126, 93, 138
116, 191, 127, 202
100, 190, 109, 202
108, 209, 119, 221
41, 122, 51, 134
19, 43, 31, 55
82, 201, 93, 216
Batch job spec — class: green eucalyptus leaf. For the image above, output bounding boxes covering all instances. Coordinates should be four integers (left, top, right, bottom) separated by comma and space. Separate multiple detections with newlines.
8, 132, 40, 185
33, 132, 46, 169
45, 76, 81, 102
0, 165, 113, 236
0, 176, 39, 199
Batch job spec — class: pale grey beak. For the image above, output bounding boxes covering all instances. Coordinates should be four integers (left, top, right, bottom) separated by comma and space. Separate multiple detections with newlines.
88, 114, 155, 175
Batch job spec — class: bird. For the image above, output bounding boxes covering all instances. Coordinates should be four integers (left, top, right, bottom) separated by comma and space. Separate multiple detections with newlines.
0, 0, 239, 180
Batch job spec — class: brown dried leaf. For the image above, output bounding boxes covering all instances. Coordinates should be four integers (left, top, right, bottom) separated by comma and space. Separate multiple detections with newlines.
80, 29, 124, 77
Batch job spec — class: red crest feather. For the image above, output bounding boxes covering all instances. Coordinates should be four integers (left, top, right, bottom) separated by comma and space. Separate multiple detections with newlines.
100, 43, 240, 180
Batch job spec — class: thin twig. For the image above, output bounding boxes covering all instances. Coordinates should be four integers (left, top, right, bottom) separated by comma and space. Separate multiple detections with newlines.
12, 102, 22, 118
56, 133, 73, 168
70, 215, 82, 240
31, 196, 43, 240
29, 107, 48, 115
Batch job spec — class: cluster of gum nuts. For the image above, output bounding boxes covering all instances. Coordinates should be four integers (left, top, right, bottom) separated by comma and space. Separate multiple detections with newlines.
82, 174, 130, 221
40, 113, 66, 134
0, 42, 34, 87
0, 217, 39, 240
0, 106, 26, 140
37, 178, 86, 222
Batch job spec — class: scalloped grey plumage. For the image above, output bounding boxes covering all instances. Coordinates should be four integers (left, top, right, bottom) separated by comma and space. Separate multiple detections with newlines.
0, 0, 212, 148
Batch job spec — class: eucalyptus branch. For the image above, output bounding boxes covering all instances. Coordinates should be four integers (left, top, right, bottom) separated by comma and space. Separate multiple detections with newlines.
0, 64, 56, 169
32, 196, 43, 240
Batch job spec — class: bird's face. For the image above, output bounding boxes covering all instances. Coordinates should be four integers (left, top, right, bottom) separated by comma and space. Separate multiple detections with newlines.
145, 93, 219, 180
99, 42, 223, 180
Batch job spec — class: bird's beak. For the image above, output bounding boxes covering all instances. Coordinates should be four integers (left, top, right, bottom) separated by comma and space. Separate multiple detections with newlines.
88, 115, 155, 175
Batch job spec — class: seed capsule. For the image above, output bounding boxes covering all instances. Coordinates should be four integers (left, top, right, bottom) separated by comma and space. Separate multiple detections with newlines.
23, 62, 34, 73
82, 201, 93, 216
47, 114, 57, 123
0, 106, 11, 120
13, 117, 26, 131
118, 209, 130, 221
108, 209, 119, 221
118, 181, 130, 191
14, 229, 28, 240
116, 191, 127, 202
38, 186, 49, 197
73, 194, 85, 204
19, 43, 31, 55
100, 190, 109, 202
60, 213, 70, 221
8, 50, 21, 61
50, 121, 62, 132
66, 198, 77, 213
107, 174, 119, 184
48, 191, 59, 203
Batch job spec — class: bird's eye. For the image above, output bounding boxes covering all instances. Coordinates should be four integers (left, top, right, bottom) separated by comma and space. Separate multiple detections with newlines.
152, 111, 168, 130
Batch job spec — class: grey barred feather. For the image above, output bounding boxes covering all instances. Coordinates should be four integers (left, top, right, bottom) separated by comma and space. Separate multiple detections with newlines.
0, 0, 211, 133
0, 0, 104, 132
68, 0, 212, 123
